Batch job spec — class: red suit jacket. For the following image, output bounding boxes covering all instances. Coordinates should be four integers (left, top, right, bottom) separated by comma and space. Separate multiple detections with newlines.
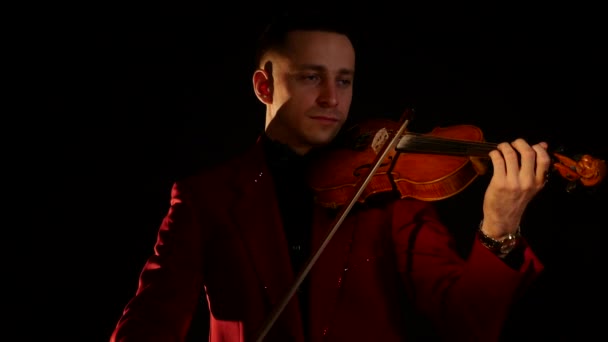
110, 138, 544, 342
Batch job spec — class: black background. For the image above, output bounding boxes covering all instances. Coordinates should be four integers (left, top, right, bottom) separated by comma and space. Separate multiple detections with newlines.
26, 4, 607, 341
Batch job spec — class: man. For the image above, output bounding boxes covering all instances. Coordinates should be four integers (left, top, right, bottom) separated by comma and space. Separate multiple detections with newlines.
110, 11, 550, 342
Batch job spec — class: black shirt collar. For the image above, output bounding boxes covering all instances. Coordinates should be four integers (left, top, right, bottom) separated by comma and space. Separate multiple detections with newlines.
261, 134, 311, 171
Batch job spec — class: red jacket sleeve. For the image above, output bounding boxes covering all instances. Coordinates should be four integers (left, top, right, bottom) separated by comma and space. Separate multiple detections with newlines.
110, 181, 206, 342
391, 198, 544, 341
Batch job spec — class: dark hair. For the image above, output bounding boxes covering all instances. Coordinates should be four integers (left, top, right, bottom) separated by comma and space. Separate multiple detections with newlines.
254, 10, 358, 69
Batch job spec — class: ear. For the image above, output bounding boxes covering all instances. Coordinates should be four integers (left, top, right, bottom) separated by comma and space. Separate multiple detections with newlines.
253, 69, 273, 104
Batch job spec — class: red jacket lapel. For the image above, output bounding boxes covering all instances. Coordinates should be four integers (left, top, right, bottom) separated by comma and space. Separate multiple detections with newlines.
227, 139, 304, 337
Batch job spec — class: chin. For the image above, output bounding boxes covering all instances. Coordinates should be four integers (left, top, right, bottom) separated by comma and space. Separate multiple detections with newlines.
308, 134, 338, 147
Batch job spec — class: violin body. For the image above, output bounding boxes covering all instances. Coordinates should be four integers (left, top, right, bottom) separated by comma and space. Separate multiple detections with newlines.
308, 118, 490, 208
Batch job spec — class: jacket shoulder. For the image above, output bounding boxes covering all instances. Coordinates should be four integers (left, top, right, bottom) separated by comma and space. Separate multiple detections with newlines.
173, 141, 266, 194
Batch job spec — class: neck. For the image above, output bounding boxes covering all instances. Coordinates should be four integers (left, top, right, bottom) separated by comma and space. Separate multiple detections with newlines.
264, 131, 312, 156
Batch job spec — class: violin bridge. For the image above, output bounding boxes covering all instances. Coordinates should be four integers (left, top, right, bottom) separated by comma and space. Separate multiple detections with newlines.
371, 127, 390, 154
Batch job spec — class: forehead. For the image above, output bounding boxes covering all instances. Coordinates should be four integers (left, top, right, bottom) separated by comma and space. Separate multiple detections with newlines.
279, 30, 355, 72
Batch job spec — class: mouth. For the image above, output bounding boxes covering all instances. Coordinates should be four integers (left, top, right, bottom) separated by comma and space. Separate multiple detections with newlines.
309, 115, 340, 123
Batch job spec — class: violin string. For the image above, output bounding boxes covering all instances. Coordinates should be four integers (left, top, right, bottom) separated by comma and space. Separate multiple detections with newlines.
405, 132, 498, 146
361, 129, 498, 157
367, 129, 499, 148
407, 134, 498, 152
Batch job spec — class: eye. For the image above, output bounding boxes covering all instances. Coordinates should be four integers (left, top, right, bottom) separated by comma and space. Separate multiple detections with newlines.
337, 78, 353, 87
300, 74, 320, 82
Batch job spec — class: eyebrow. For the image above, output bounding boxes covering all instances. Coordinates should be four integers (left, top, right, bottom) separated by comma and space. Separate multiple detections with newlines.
298, 64, 355, 76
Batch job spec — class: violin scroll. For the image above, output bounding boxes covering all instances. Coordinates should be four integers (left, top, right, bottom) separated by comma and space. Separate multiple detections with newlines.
552, 152, 606, 190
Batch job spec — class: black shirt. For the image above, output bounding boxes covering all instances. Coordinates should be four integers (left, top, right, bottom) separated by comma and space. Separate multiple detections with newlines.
261, 134, 314, 334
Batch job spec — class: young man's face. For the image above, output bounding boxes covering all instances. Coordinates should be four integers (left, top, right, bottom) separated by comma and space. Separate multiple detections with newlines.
265, 30, 355, 154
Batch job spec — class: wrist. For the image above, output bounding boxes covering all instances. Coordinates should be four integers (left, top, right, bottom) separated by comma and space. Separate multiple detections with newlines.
478, 219, 522, 257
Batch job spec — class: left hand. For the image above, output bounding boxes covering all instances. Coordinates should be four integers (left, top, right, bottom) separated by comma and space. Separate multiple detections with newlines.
481, 138, 551, 239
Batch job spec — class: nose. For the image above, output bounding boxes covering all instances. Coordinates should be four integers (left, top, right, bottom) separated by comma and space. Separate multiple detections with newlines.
317, 81, 338, 108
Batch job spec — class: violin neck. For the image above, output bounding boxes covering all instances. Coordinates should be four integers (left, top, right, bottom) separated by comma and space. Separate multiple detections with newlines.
395, 133, 497, 158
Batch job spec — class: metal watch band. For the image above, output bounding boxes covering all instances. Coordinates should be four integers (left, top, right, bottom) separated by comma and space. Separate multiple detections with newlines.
478, 219, 521, 255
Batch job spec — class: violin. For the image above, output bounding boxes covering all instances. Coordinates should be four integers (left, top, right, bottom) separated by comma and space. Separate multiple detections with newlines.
254, 109, 606, 341
308, 111, 607, 208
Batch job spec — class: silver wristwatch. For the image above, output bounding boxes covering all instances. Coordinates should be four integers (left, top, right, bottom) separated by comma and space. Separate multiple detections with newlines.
478, 221, 521, 255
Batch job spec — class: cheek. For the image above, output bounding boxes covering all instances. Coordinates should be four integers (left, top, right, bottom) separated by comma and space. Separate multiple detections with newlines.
272, 88, 290, 105
276, 86, 312, 105
288, 91, 319, 110
339, 93, 353, 110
